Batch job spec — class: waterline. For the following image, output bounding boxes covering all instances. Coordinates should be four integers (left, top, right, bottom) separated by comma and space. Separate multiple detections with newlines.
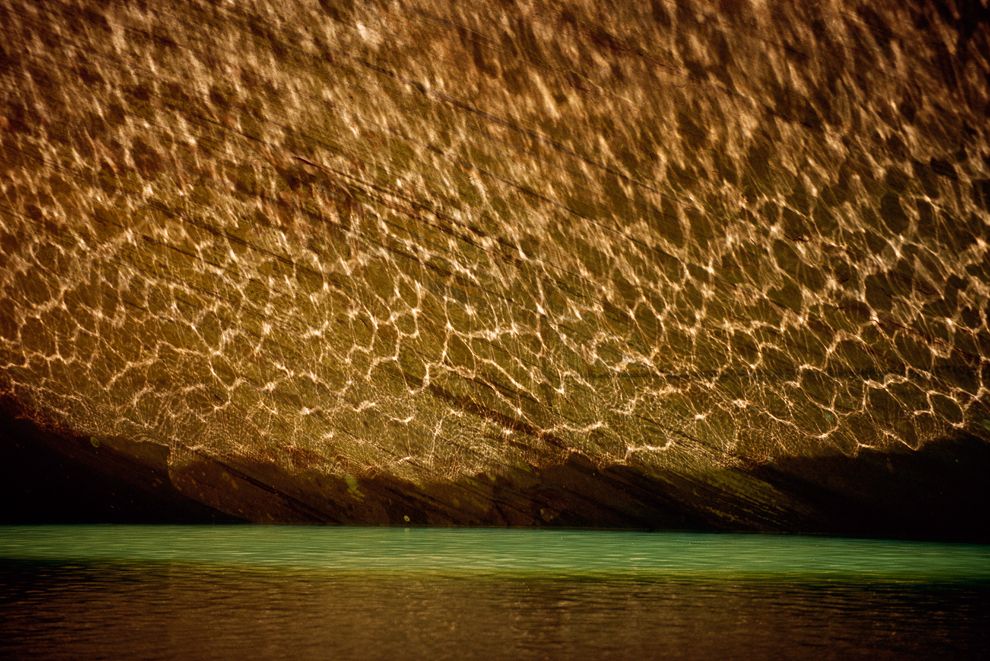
1, 526, 988, 581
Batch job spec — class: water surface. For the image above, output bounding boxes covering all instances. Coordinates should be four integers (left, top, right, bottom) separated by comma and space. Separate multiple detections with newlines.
1, 526, 988, 659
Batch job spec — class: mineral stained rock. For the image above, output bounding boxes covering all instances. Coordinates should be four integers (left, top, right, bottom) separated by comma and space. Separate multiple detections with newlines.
1, 0, 989, 537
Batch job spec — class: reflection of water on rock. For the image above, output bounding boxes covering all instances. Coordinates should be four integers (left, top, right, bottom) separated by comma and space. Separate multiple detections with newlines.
0, 0, 988, 528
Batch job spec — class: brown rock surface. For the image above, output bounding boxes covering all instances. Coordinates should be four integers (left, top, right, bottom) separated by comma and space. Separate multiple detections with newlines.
1, 0, 989, 536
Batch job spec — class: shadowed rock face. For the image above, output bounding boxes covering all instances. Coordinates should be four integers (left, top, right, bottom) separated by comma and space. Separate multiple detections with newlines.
1, 0, 989, 536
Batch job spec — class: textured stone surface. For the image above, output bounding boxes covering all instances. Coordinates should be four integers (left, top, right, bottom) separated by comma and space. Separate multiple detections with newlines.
1, 0, 989, 535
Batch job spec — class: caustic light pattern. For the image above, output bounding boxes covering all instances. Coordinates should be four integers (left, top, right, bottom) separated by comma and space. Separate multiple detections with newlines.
1, 0, 989, 526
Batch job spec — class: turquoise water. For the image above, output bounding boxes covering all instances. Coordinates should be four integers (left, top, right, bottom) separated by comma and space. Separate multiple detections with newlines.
1, 526, 988, 659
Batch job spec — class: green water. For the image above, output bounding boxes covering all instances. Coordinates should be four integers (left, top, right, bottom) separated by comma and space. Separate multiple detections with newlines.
1, 526, 988, 659
2, 526, 989, 580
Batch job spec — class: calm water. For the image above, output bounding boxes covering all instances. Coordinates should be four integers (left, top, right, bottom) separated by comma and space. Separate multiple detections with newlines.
1, 527, 988, 659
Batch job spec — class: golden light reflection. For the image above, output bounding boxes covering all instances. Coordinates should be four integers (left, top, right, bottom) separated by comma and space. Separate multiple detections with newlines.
0, 0, 988, 523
